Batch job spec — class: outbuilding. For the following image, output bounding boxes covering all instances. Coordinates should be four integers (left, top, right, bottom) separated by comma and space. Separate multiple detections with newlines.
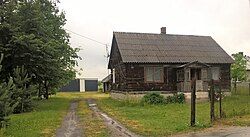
60, 78, 98, 92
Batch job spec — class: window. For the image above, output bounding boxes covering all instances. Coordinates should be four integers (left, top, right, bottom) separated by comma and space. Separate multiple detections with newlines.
185, 71, 190, 81
145, 67, 163, 82
211, 67, 220, 80
177, 70, 184, 82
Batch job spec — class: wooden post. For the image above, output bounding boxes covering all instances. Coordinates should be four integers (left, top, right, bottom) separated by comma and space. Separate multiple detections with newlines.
249, 83, 250, 96
190, 78, 196, 127
219, 80, 222, 118
210, 79, 215, 123
234, 81, 237, 94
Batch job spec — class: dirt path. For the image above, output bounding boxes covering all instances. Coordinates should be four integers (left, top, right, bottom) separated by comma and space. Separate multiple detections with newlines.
173, 126, 250, 137
56, 100, 82, 137
86, 98, 140, 137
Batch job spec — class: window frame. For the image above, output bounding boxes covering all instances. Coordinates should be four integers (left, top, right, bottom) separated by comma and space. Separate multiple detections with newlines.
144, 66, 164, 83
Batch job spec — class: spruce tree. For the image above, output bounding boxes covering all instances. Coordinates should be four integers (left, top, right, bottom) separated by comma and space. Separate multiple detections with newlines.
0, 54, 18, 128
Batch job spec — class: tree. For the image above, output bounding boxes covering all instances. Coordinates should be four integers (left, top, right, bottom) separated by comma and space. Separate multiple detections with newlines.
0, 0, 79, 99
0, 54, 18, 128
231, 52, 247, 93
12, 66, 37, 113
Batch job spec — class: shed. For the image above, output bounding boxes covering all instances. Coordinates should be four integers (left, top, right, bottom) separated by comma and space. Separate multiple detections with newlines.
60, 78, 98, 92
101, 74, 112, 92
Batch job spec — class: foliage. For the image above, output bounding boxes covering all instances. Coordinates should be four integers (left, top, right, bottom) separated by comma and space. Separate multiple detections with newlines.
141, 92, 185, 105
231, 52, 247, 82
141, 92, 165, 104
11, 66, 37, 113
0, 54, 18, 128
98, 81, 103, 92
0, 0, 79, 99
165, 93, 185, 104
0, 93, 71, 136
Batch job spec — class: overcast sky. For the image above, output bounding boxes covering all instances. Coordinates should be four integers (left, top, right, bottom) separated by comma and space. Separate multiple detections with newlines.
58, 0, 250, 80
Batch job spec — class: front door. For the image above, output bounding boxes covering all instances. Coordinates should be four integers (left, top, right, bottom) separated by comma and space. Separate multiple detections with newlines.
191, 69, 203, 91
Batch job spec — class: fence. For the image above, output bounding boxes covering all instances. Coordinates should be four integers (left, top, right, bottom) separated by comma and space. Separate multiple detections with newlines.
231, 82, 250, 95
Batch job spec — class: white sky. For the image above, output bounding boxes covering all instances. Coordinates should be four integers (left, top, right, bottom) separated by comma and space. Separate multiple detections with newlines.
58, 0, 250, 80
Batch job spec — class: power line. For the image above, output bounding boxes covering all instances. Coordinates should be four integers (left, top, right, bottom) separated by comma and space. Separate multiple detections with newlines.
65, 28, 107, 46
65, 28, 111, 75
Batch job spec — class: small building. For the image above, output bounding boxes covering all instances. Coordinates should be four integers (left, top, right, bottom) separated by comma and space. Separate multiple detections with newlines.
108, 27, 234, 94
60, 78, 98, 92
101, 74, 112, 92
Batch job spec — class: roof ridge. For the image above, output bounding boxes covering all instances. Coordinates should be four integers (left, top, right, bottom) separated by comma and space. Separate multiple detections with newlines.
113, 31, 211, 37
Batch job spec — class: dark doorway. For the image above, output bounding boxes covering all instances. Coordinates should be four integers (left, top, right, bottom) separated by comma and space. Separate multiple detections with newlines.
191, 69, 201, 80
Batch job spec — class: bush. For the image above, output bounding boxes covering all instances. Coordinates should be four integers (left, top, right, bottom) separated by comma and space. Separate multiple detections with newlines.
141, 92, 185, 105
165, 93, 185, 104
141, 92, 165, 105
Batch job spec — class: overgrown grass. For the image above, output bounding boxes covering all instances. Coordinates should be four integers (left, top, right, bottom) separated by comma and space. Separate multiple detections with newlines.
77, 100, 109, 137
97, 92, 250, 136
0, 93, 72, 137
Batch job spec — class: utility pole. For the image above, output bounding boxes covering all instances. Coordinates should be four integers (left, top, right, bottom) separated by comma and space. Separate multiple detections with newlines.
105, 44, 110, 75
219, 79, 222, 118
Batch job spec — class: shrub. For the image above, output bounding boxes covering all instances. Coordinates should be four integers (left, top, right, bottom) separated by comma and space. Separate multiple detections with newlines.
141, 92, 164, 105
165, 93, 185, 104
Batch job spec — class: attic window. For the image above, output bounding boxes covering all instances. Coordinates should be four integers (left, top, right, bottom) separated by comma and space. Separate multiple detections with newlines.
145, 67, 164, 83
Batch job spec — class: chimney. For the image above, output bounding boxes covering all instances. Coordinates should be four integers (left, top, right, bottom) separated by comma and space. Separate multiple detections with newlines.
160, 27, 166, 34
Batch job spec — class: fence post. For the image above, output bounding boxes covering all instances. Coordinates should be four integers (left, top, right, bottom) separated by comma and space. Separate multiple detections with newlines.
210, 79, 215, 123
219, 80, 222, 118
191, 79, 196, 127
249, 83, 250, 96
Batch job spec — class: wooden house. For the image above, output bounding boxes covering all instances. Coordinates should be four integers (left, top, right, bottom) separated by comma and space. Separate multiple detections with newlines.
108, 27, 234, 93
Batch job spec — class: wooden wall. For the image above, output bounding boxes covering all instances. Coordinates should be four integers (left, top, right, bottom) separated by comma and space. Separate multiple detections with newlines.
110, 63, 231, 92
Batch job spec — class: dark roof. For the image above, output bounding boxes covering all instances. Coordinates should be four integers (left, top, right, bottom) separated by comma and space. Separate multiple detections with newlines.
101, 74, 111, 83
113, 32, 234, 64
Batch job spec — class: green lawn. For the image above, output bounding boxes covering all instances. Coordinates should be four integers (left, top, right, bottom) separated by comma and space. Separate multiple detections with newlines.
0, 93, 73, 137
0, 91, 249, 137
97, 93, 250, 136
0, 92, 109, 137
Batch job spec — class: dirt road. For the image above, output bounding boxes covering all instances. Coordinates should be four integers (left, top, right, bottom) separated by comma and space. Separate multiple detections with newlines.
55, 100, 82, 137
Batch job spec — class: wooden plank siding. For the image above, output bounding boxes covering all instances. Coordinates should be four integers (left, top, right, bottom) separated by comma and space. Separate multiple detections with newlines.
110, 63, 231, 92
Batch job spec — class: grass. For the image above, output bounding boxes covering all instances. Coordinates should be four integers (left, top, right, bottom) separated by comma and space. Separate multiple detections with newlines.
97, 91, 250, 136
0, 93, 72, 137
77, 100, 109, 137
1, 91, 249, 137
0, 92, 109, 137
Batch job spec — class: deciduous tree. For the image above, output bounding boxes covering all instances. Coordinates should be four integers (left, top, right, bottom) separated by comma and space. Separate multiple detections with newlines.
231, 52, 247, 93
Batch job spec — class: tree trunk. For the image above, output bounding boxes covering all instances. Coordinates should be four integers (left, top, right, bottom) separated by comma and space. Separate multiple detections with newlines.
38, 83, 42, 99
44, 80, 49, 99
